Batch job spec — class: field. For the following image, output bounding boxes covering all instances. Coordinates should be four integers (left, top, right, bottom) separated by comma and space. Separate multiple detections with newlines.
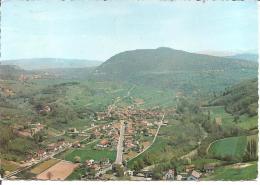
36, 161, 79, 180
208, 136, 247, 160
0, 159, 21, 172
203, 106, 258, 130
60, 141, 116, 162
203, 161, 257, 180
127, 119, 206, 168
30, 159, 60, 174
203, 106, 234, 126
238, 115, 258, 130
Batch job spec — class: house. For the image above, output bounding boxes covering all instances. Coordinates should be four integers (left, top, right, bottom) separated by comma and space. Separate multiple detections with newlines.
100, 158, 110, 166
185, 164, 195, 172
187, 170, 202, 181
176, 175, 183, 181
164, 169, 174, 180
47, 143, 58, 151
72, 142, 81, 148
36, 149, 46, 158
204, 164, 215, 173
97, 139, 109, 148
85, 159, 95, 166
215, 117, 222, 126
124, 170, 134, 176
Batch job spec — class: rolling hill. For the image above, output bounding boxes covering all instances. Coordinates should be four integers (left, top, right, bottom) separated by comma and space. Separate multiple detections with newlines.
0, 65, 24, 80
96, 47, 258, 94
226, 54, 258, 62
1, 58, 102, 70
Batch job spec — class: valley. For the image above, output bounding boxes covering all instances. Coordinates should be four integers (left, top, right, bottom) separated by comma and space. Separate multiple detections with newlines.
0, 48, 258, 181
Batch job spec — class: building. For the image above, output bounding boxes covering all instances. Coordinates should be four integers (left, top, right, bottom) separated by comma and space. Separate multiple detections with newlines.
187, 170, 202, 181
176, 175, 183, 181
124, 170, 134, 176
164, 169, 174, 180
204, 164, 214, 173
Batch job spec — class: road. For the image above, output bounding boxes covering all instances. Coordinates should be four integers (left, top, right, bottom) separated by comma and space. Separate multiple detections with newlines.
127, 113, 165, 163
3, 146, 68, 179
114, 121, 126, 165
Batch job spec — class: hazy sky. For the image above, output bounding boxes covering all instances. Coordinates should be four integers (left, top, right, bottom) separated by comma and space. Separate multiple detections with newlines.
1, 0, 258, 61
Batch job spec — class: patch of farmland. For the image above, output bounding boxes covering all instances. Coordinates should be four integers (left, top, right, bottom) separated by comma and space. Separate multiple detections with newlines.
208, 136, 247, 160
36, 161, 79, 180
30, 158, 60, 175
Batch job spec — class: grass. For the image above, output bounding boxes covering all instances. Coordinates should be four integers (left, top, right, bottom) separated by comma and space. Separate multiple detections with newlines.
208, 136, 247, 160
238, 115, 258, 130
0, 159, 21, 172
203, 161, 258, 180
61, 142, 116, 162
204, 106, 258, 131
127, 120, 205, 168
204, 106, 234, 126
30, 158, 60, 174
66, 167, 85, 180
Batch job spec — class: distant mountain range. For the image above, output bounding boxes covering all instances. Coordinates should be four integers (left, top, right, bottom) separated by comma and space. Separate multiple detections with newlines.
1, 47, 258, 94
226, 54, 258, 62
1, 58, 103, 70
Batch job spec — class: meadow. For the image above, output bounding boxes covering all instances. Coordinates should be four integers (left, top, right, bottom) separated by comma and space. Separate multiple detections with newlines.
60, 141, 116, 163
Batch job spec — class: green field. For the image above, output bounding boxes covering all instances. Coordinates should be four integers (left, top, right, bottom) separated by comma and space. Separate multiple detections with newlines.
127, 120, 206, 169
203, 161, 258, 180
61, 141, 116, 163
208, 136, 247, 160
238, 115, 258, 130
203, 106, 234, 125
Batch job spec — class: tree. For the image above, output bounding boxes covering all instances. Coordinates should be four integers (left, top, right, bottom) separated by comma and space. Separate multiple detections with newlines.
74, 156, 81, 163
133, 161, 140, 171
114, 164, 124, 177
0, 168, 5, 178
47, 171, 53, 180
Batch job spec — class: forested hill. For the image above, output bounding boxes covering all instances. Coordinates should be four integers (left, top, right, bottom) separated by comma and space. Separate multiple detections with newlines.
209, 78, 258, 117
0, 65, 24, 80
96, 47, 257, 94
98, 47, 255, 73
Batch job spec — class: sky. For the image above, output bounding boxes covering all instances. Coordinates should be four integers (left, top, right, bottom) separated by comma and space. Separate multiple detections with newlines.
1, 0, 258, 61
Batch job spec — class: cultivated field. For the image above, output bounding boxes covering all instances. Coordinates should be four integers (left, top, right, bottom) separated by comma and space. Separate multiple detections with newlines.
208, 136, 247, 160
36, 161, 79, 180
30, 158, 60, 174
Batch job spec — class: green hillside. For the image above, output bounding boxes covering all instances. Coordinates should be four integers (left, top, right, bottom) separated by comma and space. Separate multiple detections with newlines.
209, 78, 258, 117
0, 65, 24, 80
96, 47, 257, 94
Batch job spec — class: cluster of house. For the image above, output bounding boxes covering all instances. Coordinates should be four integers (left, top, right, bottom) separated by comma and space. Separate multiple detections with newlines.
67, 127, 88, 137
163, 164, 215, 181
13, 123, 45, 138
94, 105, 169, 157
122, 163, 215, 181
24, 141, 72, 163
18, 73, 51, 82
84, 158, 111, 172
0, 85, 15, 97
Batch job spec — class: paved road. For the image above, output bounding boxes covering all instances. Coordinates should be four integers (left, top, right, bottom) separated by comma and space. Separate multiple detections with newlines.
114, 121, 125, 165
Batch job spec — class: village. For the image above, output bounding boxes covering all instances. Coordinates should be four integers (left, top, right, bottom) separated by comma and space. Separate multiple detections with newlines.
1, 98, 220, 181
